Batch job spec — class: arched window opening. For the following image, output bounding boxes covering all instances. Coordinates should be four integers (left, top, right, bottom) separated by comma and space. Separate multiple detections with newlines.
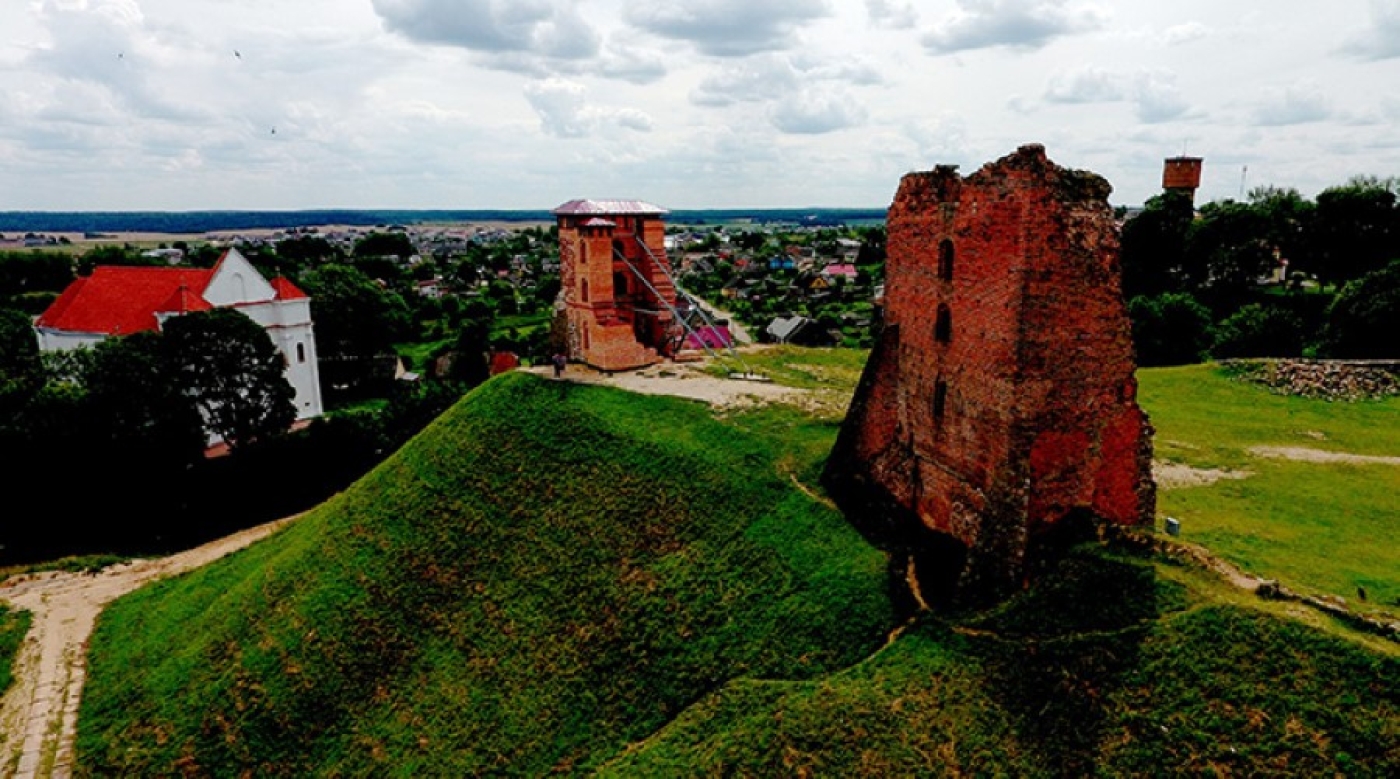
935, 304, 952, 344
613, 272, 629, 300
581, 279, 590, 303
933, 379, 947, 422
937, 239, 954, 281
296, 342, 306, 363
579, 242, 587, 264
613, 238, 626, 259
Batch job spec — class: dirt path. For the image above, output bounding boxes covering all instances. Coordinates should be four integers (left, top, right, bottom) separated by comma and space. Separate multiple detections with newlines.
1248, 445, 1400, 466
533, 359, 807, 409
0, 516, 298, 779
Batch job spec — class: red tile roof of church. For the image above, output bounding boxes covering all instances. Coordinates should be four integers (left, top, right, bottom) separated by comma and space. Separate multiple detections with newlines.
271, 276, 308, 300
36, 264, 303, 336
37, 266, 216, 335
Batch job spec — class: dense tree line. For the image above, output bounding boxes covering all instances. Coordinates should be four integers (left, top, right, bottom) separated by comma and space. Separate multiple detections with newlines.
1120, 177, 1400, 364
0, 227, 561, 564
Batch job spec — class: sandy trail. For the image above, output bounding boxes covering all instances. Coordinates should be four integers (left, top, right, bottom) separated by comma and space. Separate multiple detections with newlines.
0, 516, 297, 779
1248, 446, 1400, 466
532, 359, 807, 409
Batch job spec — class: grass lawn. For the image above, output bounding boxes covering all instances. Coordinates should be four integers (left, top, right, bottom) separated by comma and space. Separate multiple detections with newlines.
393, 338, 450, 373
1139, 364, 1400, 616
78, 373, 893, 776
710, 344, 870, 390
75, 361, 1400, 776
0, 604, 30, 697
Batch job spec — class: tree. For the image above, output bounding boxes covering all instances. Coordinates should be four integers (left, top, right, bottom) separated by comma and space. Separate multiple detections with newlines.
301, 264, 410, 360
277, 235, 342, 265
353, 231, 416, 260
76, 244, 159, 275
447, 300, 494, 386
84, 330, 206, 463
1186, 200, 1278, 311
1301, 178, 1398, 288
1127, 292, 1213, 367
1319, 261, 1400, 358
1248, 186, 1314, 276
1210, 303, 1305, 359
163, 309, 296, 452
0, 307, 43, 413
1119, 191, 1196, 299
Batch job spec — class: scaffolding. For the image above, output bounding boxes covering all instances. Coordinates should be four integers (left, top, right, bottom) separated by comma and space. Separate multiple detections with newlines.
612, 238, 767, 381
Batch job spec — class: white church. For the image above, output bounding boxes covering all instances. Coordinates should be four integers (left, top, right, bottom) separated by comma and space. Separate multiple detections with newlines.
34, 247, 324, 423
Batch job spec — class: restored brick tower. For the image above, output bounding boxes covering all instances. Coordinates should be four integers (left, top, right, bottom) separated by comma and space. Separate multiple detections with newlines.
1162, 156, 1204, 202
553, 199, 678, 371
822, 145, 1156, 606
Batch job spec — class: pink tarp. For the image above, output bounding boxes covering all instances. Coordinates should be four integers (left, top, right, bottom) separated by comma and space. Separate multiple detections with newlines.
685, 325, 733, 349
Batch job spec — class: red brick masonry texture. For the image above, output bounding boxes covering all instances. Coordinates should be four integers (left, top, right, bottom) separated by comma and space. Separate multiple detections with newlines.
822, 144, 1156, 605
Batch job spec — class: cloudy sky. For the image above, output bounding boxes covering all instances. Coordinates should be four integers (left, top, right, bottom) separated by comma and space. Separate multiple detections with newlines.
2, 0, 1399, 212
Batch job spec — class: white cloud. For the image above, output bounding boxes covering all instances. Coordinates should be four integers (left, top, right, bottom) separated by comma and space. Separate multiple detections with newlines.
1133, 72, 1193, 124
1342, 0, 1400, 60
1254, 81, 1333, 126
523, 78, 653, 138
1041, 67, 1193, 124
372, 0, 599, 68
769, 90, 867, 134
626, 0, 831, 57
596, 40, 668, 84
1045, 67, 1127, 103
866, 0, 918, 29
921, 0, 1108, 54
0, 0, 1397, 210
1163, 21, 1209, 45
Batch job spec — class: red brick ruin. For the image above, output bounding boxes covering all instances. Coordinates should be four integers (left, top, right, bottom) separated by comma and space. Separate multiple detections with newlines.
822, 145, 1156, 606
554, 199, 679, 371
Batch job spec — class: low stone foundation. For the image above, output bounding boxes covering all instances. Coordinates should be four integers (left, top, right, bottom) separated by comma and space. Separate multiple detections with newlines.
1222, 359, 1400, 401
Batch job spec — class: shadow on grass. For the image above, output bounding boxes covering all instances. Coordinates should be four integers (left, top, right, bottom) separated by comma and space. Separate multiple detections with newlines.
954, 547, 1188, 776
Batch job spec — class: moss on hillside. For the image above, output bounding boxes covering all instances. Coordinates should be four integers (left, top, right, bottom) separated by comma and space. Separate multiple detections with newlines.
602, 550, 1399, 777
77, 372, 893, 775
75, 366, 1400, 776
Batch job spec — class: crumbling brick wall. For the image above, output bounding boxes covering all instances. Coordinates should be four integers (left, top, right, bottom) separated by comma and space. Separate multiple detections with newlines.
822, 144, 1156, 606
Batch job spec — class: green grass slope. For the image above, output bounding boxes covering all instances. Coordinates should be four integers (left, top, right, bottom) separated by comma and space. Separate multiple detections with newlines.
1140, 364, 1400, 613
76, 372, 894, 776
76, 359, 1400, 776
602, 549, 1399, 777
0, 604, 29, 697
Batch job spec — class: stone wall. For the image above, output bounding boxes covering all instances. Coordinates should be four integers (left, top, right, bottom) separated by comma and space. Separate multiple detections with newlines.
1223, 359, 1400, 401
823, 145, 1156, 606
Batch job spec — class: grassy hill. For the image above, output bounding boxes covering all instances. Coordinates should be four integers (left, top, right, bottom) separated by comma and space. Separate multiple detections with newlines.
76, 363, 1399, 775
77, 372, 894, 775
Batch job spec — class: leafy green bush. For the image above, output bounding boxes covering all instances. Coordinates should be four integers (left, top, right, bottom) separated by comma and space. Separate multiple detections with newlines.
1320, 260, 1400, 358
1128, 292, 1213, 366
1210, 302, 1305, 358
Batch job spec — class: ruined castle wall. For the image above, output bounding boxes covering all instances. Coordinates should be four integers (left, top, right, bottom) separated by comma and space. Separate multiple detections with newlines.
823, 145, 1155, 603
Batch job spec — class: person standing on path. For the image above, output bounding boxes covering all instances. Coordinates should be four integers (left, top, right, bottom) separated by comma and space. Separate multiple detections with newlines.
551, 352, 567, 379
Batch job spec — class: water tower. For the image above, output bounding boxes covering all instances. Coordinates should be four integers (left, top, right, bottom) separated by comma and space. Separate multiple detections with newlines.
1162, 156, 1203, 202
